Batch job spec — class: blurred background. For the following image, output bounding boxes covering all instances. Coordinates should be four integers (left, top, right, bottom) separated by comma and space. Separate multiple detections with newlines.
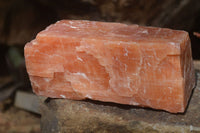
0, 0, 200, 132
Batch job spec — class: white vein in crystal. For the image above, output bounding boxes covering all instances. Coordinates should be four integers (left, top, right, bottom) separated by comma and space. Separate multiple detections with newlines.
73, 72, 89, 80
124, 48, 128, 56
77, 57, 83, 61
85, 94, 92, 99
60, 95, 66, 98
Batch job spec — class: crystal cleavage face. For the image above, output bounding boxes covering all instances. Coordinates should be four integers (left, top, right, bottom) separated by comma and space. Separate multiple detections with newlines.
24, 20, 195, 113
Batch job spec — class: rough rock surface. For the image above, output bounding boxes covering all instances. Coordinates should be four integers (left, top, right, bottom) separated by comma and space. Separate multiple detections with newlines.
25, 20, 195, 113
40, 61, 200, 133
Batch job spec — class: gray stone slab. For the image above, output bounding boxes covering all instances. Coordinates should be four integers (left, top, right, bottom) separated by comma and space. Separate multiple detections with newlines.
15, 91, 40, 114
40, 61, 200, 133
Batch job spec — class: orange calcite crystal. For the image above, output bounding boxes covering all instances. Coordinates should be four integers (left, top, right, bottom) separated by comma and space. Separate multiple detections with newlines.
25, 20, 195, 113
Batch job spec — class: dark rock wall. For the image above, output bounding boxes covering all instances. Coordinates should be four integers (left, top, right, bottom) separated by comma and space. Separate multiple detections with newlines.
0, 0, 200, 58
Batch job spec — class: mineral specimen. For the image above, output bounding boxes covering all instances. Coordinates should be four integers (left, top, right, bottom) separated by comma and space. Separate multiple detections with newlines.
25, 20, 195, 113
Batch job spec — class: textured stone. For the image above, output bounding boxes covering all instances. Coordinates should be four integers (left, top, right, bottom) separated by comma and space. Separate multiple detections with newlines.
14, 91, 40, 114
40, 61, 200, 133
25, 20, 195, 113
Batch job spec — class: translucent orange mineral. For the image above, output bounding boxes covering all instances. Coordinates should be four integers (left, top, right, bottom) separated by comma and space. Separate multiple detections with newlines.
25, 20, 195, 113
